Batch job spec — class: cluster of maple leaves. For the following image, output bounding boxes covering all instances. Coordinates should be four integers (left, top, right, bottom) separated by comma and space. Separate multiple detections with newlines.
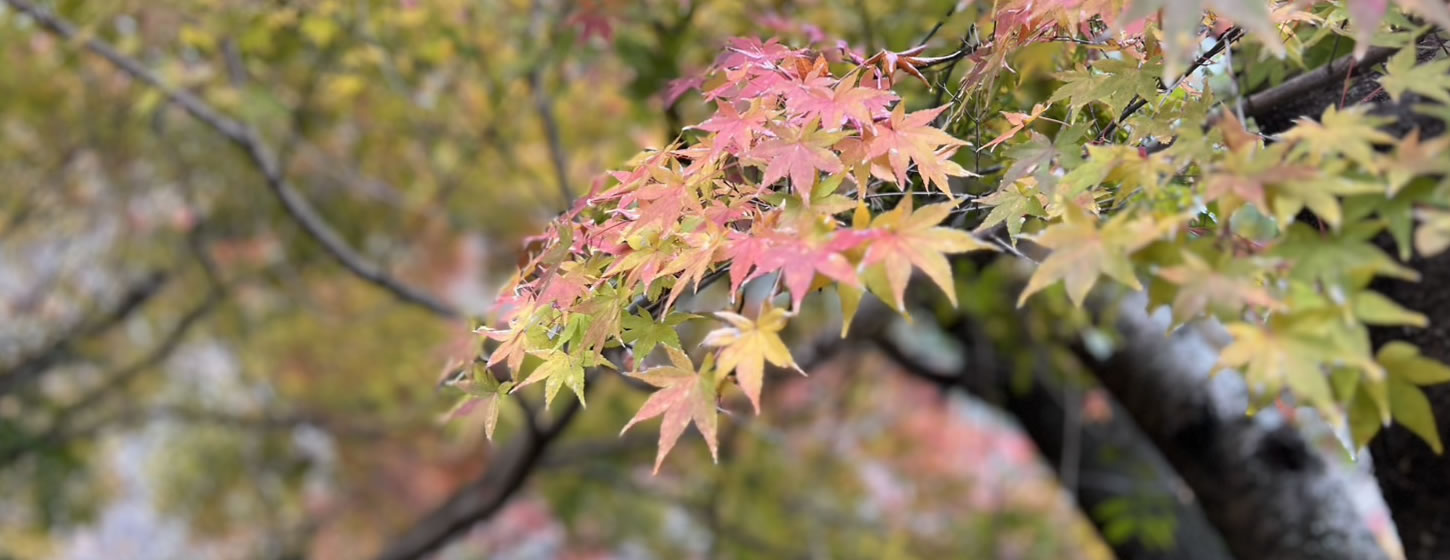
451, 1, 1450, 471
451, 36, 1007, 471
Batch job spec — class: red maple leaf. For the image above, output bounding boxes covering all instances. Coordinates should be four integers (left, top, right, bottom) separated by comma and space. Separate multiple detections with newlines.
662, 73, 704, 108
866, 104, 972, 194
694, 100, 771, 157
785, 72, 897, 132
620, 346, 719, 474
751, 229, 865, 309
747, 119, 847, 201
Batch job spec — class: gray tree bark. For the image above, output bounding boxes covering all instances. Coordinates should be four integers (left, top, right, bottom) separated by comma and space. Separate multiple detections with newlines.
1085, 302, 1388, 560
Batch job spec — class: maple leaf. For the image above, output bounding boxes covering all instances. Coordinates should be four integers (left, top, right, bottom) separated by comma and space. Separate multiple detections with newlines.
1267, 172, 1383, 230
1115, 0, 1283, 81
1383, 129, 1450, 196
1271, 222, 1419, 287
620, 346, 720, 474
1381, 45, 1450, 107
866, 104, 974, 195
662, 74, 705, 108
718, 36, 800, 68
661, 225, 729, 311
619, 180, 703, 237
702, 305, 800, 414
621, 309, 695, 359
534, 260, 595, 311
859, 200, 997, 308
482, 321, 536, 375
1019, 209, 1180, 307
1215, 318, 1344, 424
743, 224, 865, 310
1281, 105, 1395, 172
1154, 249, 1283, 323
721, 226, 776, 296
785, 72, 897, 132
564, 0, 617, 43
445, 364, 516, 441
694, 99, 771, 157
975, 178, 1047, 239
1201, 144, 1317, 220
1347, 341, 1450, 452
1415, 208, 1450, 257
1049, 60, 1159, 116
981, 103, 1048, 151
514, 349, 588, 409
859, 44, 959, 88
747, 119, 847, 201
1000, 130, 1061, 188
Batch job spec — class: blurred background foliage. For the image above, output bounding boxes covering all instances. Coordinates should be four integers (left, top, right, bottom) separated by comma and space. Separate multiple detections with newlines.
0, 1, 1116, 558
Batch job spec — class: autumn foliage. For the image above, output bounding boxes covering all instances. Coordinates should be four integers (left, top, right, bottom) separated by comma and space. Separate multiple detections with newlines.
452, 0, 1450, 476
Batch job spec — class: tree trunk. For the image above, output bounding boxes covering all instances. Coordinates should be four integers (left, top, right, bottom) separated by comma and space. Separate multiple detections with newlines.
1085, 299, 1388, 560
877, 311, 1234, 560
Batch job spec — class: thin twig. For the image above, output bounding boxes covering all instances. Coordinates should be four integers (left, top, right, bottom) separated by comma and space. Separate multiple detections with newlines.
917, 1, 963, 46
1096, 27, 1243, 143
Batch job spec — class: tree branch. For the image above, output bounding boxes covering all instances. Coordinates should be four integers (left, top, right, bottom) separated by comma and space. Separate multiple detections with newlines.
2, 0, 462, 320
371, 396, 584, 560
1240, 44, 1400, 124
1097, 27, 1243, 143
0, 284, 222, 467
0, 269, 169, 395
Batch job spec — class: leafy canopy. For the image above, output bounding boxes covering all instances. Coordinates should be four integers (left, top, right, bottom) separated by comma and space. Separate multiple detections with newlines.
447, 1, 1450, 471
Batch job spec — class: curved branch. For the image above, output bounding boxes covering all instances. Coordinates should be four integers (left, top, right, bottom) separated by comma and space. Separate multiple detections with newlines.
2, 0, 462, 319
372, 397, 583, 560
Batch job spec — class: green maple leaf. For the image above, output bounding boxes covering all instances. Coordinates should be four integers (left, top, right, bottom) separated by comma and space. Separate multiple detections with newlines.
621, 309, 697, 360
1380, 45, 1450, 105
1269, 171, 1383, 230
445, 364, 517, 441
1000, 130, 1059, 188
1018, 209, 1181, 307
1049, 59, 1159, 116
1271, 222, 1419, 287
975, 180, 1047, 240
1377, 342, 1450, 454
1281, 105, 1396, 172
514, 349, 589, 409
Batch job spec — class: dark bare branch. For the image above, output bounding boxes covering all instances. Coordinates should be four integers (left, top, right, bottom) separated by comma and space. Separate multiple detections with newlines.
372, 396, 583, 560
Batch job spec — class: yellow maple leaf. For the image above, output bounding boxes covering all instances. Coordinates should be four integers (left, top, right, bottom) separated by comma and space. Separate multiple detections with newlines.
702, 305, 800, 414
